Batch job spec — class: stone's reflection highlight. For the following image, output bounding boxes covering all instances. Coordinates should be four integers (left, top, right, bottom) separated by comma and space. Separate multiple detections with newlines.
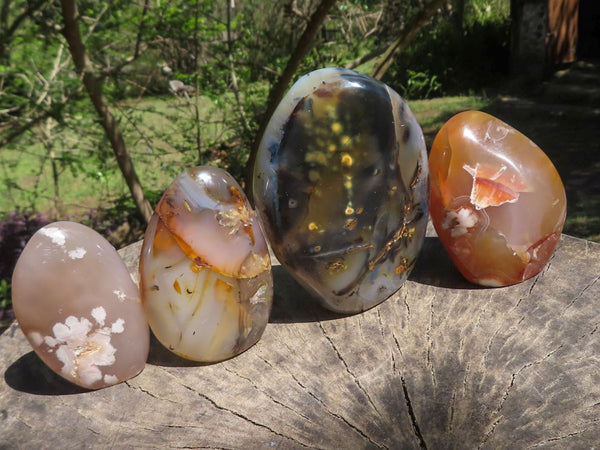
253, 68, 429, 313
140, 166, 272, 362
12, 221, 149, 389
429, 111, 567, 286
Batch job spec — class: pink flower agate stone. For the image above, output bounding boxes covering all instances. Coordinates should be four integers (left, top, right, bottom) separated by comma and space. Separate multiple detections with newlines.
12, 221, 149, 389
429, 111, 567, 287
139, 166, 273, 362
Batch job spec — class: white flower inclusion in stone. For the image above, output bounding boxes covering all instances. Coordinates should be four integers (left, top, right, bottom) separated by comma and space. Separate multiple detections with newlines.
442, 207, 479, 237
68, 247, 87, 259
39, 227, 66, 246
113, 289, 127, 302
111, 318, 125, 333
42, 306, 125, 387
91, 306, 106, 325
103, 374, 118, 384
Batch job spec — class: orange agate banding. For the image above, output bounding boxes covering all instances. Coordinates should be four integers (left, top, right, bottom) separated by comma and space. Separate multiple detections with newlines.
463, 163, 528, 209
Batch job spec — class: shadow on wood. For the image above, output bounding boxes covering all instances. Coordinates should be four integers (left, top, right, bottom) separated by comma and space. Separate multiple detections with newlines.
270, 265, 348, 324
145, 332, 214, 368
4, 348, 89, 396
409, 237, 484, 290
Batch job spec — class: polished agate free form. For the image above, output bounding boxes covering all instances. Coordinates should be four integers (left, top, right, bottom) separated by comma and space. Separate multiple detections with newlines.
140, 166, 272, 362
429, 111, 567, 286
12, 221, 149, 389
253, 68, 429, 313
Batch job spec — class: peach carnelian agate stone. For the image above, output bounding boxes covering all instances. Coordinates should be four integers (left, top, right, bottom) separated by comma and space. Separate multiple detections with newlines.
12, 221, 149, 389
429, 111, 566, 287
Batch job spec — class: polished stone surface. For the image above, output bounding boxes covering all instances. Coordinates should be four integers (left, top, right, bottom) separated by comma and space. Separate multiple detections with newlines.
12, 221, 149, 389
253, 68, 429, 313
429, 110, 567, 286
140, 166, 272, 362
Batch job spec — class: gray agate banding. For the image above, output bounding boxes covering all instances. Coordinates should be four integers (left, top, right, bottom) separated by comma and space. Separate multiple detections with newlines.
253, 68, 429, 313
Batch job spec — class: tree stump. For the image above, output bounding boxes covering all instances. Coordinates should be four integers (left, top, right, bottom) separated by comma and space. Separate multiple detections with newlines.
1, 230, 599, 448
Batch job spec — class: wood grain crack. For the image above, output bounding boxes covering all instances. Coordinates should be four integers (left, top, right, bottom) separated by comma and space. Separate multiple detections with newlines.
404, 297, 411, 322
527, 428, 589, 448
85, 426, 100, 435
287, 371, 388, 449
17, 418, 33, 429
178, 382, 316, 449
392, 333, 404, 357
376, 309, 386, 340
478, 373, 515, 449
528, 273, 541, 295
223, 366, 313, 423
401, 376, 427, 449
171, 447, 230, 450
426, 295, 437, 387
479, 344, 565, 448
318, 322, 383, 417
510, 274, 541, 313
481, 325, 503, 368
463, 362, 470, 395
124, 380, 177, 403
448, 391, 456, 437
563, 274, 600, 313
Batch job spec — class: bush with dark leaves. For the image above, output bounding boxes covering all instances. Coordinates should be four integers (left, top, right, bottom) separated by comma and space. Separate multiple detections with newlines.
0, 211, 50, 326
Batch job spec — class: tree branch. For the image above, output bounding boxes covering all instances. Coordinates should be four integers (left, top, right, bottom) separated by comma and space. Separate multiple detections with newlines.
371, 0, 448, 80
345, 44, 386, 70
59, 0, 153, 223
0, 0, 47, 61
98, 0, 149, 78
245, 0, 337, 201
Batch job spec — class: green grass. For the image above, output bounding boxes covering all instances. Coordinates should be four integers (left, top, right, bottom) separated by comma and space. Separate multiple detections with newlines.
0, 94, 231, 219
409, 95, 491, 139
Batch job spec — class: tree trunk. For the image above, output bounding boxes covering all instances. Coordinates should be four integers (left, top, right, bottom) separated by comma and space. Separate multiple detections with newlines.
245, 0, 337, 203
59, 0, 153, 223
453, 0, 465, 32
371, 0, 448, 80
2, 230, 600, 447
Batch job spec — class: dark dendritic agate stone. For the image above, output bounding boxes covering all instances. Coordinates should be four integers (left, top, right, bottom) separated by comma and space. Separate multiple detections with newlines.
253, 68, 429, 313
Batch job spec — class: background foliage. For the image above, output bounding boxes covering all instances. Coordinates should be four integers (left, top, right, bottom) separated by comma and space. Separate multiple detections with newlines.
1, 0, 510, 212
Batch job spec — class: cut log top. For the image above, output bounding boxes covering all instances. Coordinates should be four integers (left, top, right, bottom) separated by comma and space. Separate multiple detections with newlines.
1, 231, 599, 448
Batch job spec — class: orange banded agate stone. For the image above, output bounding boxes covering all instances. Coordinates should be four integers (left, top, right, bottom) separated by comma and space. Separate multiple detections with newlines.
429, 111, 566, 287
140, 166, 272, 362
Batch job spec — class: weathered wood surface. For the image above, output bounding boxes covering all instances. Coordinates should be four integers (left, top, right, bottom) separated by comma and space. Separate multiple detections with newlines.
1, 231, 599, 449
